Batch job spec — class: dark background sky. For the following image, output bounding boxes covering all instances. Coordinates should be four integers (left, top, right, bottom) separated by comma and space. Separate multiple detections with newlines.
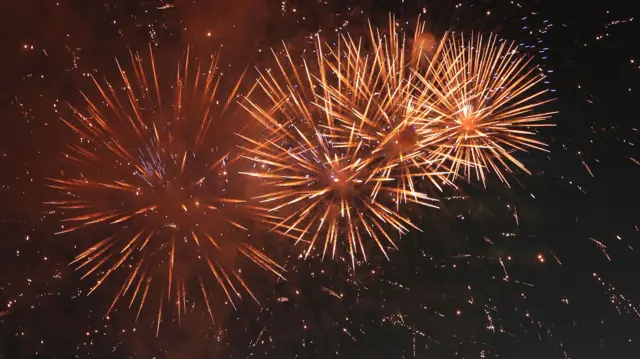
1, 0, 639, 358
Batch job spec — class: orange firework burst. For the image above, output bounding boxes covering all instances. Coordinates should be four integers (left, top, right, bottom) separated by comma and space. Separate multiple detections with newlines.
414, 33, 556, 186
47, 46, 283, 335
239, 30, 439, 269
317, 17, 453, 198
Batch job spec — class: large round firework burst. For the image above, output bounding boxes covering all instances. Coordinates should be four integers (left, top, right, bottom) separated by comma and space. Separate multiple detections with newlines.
239, 29, 439, 269
46, 46, 283, 334
414, 32, 556, 186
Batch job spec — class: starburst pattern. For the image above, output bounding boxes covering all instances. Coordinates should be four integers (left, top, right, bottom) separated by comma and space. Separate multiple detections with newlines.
317, 17, 453, 200
46, 46, 283, 334
239, 29, 440, 269
415, 32, 556, 186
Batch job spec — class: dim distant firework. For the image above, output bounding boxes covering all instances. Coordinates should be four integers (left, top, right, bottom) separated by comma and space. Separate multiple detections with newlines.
46, 46, 283, 335
415, 32, 556, 186
239, 31, 439, 269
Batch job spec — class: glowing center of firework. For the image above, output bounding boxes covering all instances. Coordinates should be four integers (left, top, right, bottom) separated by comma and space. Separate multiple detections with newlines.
460, 117, 477, 132
327, 170, 358, 196
156, 182, 192, 215
459, 105, 477, 132
134, 147, 210, 226
330, 171, 349, 185
395, 126, 418, 149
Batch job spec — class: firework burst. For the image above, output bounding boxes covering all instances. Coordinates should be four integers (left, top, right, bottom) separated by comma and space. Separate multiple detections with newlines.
415, 32, 556, 186
317, 17, 454, 200
239, 30, 439, 269
46, 46, 283, 334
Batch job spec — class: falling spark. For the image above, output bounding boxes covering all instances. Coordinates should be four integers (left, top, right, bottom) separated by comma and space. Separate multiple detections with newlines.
591, 238, 611, 261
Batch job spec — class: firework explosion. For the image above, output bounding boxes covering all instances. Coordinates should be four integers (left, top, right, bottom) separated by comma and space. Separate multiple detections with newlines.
318, 17, 453, 198
239, 32, 440, 268
226, 21, 567, 355
46, 46, 284, 334
3, 1, 640, 358
1, 0, 640, 358
415, 32, 557, 186
239, 18, 554, 267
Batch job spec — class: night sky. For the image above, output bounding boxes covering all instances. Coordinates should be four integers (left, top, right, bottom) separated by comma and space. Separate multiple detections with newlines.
1, 0, 640, 358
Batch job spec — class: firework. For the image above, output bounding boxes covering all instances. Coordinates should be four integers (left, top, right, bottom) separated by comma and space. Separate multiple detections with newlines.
317, 17, 454, 199
414, 32, 556, 186
239, 28, 439, 269
47, 46, 283, 334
